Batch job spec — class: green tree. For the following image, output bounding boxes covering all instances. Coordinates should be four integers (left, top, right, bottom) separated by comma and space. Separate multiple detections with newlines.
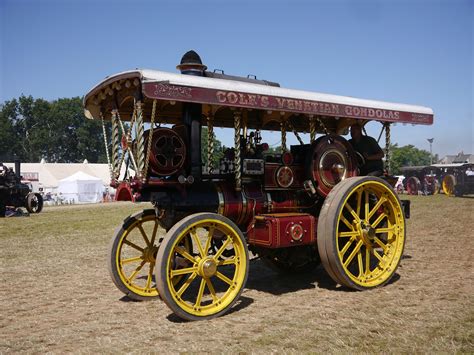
201, 126, 224, 169
389, 143, 431, 175
0, 95, 108, 163
0, 99, 20, 161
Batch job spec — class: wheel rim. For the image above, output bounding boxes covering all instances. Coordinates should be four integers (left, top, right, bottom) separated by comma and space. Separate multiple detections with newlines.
442, 175, 455, 196
164, 218, 247, 317
335, 180, 405, 287
115, 214, 162, 297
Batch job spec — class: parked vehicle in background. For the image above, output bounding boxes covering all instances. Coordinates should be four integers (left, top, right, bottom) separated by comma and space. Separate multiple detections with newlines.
433, 163, 474, 197
401, 165, 440, 195
0, 161, 43, 216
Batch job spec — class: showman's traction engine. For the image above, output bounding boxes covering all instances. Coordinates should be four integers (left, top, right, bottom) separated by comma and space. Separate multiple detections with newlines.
84, 51, 434, 321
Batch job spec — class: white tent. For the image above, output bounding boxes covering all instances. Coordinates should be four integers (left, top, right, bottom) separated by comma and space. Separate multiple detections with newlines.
57, 171, 105, 203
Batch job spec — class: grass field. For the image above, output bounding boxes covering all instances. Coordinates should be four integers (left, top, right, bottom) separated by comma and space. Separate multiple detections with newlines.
1, 195, 473, 353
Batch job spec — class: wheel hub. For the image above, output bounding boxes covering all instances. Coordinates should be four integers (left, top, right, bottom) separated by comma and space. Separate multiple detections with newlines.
359, 222, 376, 245
143, 245, 158, 263
198, 258, 217, 278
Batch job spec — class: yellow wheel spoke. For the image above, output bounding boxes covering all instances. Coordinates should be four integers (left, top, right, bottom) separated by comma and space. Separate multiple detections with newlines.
339, 237, 355, 258
176, 272, 197, 297
121, 256, 143, 265
191, 229, 206, 258
150, 220, 159, 246
344, 204, 361, 223
338, 231, 359, 238
365, 247, 371, 275
175, 246, 197, 263
368, 197, 387, 221
215, 271, 233, 286
194, 278, 206, 308
123, 239, 144, 253
375, 227, 395, 234
374, 237, 388, 252
340, 215, 354, 231
214, 236, 232, 260
203, 226, 214, 257
138, 224, 151, 247
356, 189, 363, 216
343, 240, 363, 267
127, 260, 146, 283
357, 251, 364, 277
170, 266, 198, 277
217, 258, 237, 266
205, 278, 218, 302
372, 212, 388, 228
145, 262, 155, 291
372, 249, 384, 262
364, 191, 369, 220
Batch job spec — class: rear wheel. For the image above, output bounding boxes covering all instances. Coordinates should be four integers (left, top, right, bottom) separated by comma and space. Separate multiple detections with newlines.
442, 174, 456, 196
156, 213, 249, 321
26, 192, 43, 213
406, 176, 420, 195
317, 176, 405, 290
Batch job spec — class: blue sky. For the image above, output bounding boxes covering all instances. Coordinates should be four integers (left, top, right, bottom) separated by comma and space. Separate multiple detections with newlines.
0, 0, 472, 158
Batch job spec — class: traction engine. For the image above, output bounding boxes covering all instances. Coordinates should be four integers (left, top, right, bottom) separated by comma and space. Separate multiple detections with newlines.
84, 50, 427, 321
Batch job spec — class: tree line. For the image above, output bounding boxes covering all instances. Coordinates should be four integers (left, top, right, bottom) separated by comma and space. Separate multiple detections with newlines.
0, 95, 432, 174
0, 95, 107, 163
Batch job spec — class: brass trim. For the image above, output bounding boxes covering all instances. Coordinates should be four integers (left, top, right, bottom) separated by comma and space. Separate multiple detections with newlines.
216, 185, 225, 215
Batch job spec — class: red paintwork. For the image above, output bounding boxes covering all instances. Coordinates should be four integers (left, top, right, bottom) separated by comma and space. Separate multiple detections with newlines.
115, 182, 134, 202
143, 83, 433, 125
247, 213, 316, 248
217, 183, 265, 226
264, 163, 304, 189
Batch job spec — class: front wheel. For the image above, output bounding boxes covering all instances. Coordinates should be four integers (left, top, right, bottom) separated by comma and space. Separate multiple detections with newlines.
156, 213, 249, 321
108, 209, 165, 301
317, 176, 405, 290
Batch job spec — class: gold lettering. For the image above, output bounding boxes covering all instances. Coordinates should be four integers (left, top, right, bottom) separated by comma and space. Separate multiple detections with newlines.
360, 107, 367, 117
304, 101, 312, 112
238, 93, 249, 105
227, 92, 238, 104
294, 100, 303, 111
276, 97, 286, 108
216, 91, 227, 103
345, 106, 353, 115
353, 107, 361, 116
368, 109, 375, 117
261, 96, 269, 107
287, 99, 295, 109
248, 95, 257, 106
375, 109, 383, 118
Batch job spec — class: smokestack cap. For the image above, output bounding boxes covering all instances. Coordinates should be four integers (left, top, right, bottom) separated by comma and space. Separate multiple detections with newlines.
177, 50, 207, 74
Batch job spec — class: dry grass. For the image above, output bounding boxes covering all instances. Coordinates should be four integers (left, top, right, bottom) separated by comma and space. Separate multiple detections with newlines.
1, 196, 473, 353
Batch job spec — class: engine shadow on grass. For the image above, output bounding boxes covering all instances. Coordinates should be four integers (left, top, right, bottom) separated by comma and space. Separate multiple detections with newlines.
166, 296, 254, 323
244, 259, 341, 294
246, 259, 402, 294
